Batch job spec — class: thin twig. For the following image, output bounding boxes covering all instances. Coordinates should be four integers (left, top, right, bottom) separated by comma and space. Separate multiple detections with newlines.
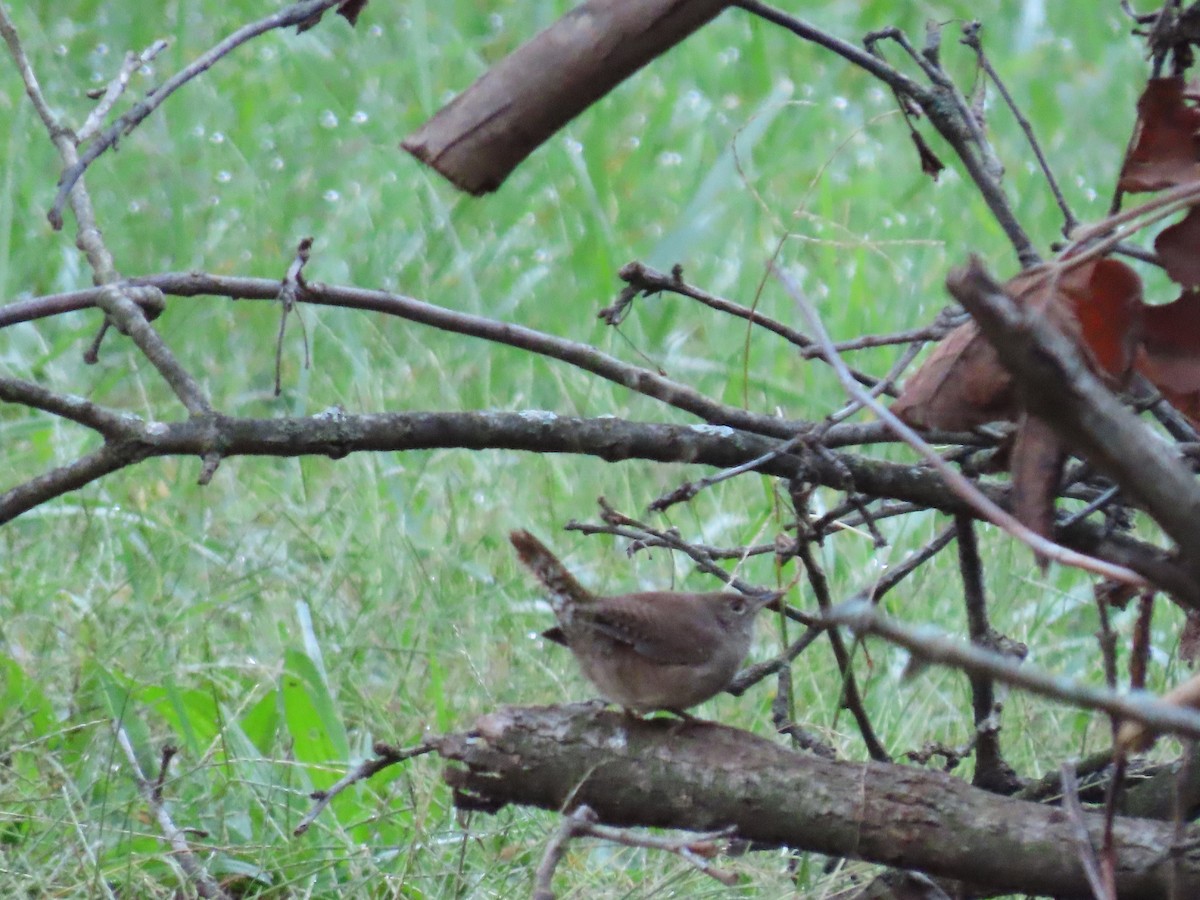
532, 804, 736, 899
956, 514, 1018, 793
4, 6, 213, 413
78, 39, 170, 142
961, 21, 1077, 234
294, 741, 435, 836
1061, 762, 1113, 900
114, 727, 229, 900
792, 506, 890, 761
0, 2, 63, 134
47, 0, 349, 229
868, 523, 958, 602
727, 625, 824, 695
615, 260, 889, 393
826, 599, 1200, 742
648, 432, 807, 513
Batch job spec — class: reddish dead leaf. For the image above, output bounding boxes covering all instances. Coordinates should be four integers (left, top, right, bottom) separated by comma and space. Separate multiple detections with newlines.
1156, 207, 1200, 288
897, 259, 1143, 431
898, 259, 1143, 540
1119, 77, 1200, 192
891, 320, 1014, 429
1009, 412, 1066, 548
1063, 258, 1144, 384
1007, 259, 1143, 386
1136, 290, 1200, 425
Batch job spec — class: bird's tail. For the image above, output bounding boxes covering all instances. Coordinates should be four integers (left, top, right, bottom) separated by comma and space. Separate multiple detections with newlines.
509, 529, 591, 612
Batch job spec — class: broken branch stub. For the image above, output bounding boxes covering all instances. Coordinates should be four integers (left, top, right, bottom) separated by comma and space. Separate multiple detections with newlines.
402, 0, 730, 194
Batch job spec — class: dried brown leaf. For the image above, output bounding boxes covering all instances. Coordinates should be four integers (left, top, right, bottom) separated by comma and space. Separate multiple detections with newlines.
891, 321, 1014, 429
895, 259, 1142, 429
1010, 259, 1143, 386
1156, 206, 1200, 288
909, 129, 945, 181
1119, 77, 1200, 192
1136, 290, 1200, 426
1009, 413, 1067, 548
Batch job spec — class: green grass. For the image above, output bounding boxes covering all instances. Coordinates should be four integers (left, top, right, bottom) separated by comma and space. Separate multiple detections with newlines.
0, 1, 1185, 897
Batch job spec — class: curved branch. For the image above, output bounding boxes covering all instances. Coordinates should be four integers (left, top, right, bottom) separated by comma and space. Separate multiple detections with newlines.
0, 442, 140, 523
0, 409, 1187, 602
1, 273, 990, 451
0, 375, 140, 436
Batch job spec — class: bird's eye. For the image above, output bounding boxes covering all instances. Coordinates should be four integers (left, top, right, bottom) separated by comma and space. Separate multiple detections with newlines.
729, 597, 746, 614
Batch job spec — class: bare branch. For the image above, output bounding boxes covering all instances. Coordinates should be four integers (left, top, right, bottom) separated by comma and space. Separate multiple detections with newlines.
532, 805, 736, 900
0, 375, 140, 436
0, 2, 65, 135
439, 703, 1198, 898
956, 514, 1021, 794
113, 728, 228, 900
960, 21, 1077, 234
1, 273, 994, 447
826, 599, 1200, 743
48, 0, 349, 229
615, 260, 893, 394
294, 741, 435, 837
78, 39, 170, 142
0, 443, 139, 524
402, 0, 729, 194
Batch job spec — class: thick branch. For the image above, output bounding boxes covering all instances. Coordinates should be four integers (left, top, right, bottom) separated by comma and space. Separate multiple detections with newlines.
437, 704, 1199, 898
402, 0, 731, 194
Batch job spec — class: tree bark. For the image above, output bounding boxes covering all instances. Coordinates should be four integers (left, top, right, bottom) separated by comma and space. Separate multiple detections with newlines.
402, 0, 730, 194
437, 703, 1200, 898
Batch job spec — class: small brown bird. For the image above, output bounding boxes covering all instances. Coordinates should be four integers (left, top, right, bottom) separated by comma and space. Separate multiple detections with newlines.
509, 529, 774, 714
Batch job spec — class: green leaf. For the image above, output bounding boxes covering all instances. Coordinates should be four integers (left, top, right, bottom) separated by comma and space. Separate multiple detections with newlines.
282, 649, 349, 785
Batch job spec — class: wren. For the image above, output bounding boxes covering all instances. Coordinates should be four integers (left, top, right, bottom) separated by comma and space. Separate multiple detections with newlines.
509, 529, 774, 714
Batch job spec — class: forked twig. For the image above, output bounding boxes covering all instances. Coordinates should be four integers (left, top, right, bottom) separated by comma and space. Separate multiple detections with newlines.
48, 0, 350, 228
532, 805, 736, 900
114, 728, 228, 900
294, 740, 435, 836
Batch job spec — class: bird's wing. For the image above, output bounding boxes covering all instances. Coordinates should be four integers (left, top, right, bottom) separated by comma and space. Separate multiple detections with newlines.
574, 592, 715, 665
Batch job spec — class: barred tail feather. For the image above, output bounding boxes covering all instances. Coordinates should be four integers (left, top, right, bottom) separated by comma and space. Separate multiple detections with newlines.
509, 529, 591, 611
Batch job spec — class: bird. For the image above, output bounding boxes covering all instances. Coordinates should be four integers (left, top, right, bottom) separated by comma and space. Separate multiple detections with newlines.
509, 529, 775, 714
